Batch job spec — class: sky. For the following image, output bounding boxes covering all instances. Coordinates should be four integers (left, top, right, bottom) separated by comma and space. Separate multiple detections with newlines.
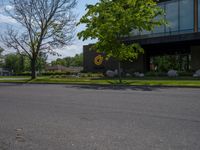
0, 0, 99, 62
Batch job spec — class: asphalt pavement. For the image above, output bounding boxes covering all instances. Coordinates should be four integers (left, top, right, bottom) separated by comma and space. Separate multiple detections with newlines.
0, 83, 200, 150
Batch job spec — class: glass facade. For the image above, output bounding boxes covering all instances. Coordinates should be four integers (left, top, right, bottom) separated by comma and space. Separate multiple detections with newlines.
133, 0, 195, 39
180, 0, 194, 32
165, 0, 179, 33
198, 0, 200, 30
153, 4, 165, 34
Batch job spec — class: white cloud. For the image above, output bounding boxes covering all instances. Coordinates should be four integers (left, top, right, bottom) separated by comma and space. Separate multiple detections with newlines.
47, 44, 83, 62
0, 4, 14, 13
56, 45, 83, 57
5, 5, 13, 11
0, 8, 4, 13
0, 14, 17, 24
0, 4, 16, 24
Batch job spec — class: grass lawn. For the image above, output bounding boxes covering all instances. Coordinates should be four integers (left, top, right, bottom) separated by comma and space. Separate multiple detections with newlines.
0, 76, 30, 83
1, 76, 200, 87
0, 76, 29, 78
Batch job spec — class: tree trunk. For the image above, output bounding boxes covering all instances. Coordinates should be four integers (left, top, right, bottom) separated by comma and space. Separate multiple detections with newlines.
118, 61, 122, 84
31, 58, 36, 79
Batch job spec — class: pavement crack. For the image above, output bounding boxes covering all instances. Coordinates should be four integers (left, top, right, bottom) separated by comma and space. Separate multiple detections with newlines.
15, 128, 25, 142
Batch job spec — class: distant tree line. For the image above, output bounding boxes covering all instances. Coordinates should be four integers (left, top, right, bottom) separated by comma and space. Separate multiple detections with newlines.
51, 53, 83, 67
0, 48, 47, 75
0, 47, 83, 75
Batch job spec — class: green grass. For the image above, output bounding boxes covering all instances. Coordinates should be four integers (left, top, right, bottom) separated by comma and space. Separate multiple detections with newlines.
0, 76, 30, 83
0, 76, 200, 87
0, 76, 29, 78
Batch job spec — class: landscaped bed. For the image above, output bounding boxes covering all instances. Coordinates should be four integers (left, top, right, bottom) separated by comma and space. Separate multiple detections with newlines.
0, 76, 200, 87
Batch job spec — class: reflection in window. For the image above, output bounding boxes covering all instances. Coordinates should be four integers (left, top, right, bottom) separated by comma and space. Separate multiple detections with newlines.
180, 0, 194, 32
165, 1, 179, 33
141, 30, 152, 35
153, 4, 165, 34
131, 0, 196, 39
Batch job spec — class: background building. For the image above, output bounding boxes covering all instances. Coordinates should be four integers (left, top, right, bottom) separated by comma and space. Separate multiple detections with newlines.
0, 68, 10, 76
83, 0, 200, 73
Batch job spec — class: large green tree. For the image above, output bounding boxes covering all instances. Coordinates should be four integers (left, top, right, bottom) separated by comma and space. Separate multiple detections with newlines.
78, 0, 165, 83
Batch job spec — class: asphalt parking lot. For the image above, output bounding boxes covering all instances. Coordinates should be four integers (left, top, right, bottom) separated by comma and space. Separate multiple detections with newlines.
0, 83, 200, 150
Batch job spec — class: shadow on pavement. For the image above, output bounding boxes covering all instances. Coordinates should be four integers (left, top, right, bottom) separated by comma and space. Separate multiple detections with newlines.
0, 82, 178, 92
0, 83, 25, 87
65, 84, 167, 92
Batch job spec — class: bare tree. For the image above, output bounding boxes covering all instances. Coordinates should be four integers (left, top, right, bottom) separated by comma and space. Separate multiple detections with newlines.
1, 0, 77, 79
0, 47, 4, 67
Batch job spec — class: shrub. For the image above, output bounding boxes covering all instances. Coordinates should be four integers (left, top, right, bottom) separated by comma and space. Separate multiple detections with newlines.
80, 73, 104, 78
15, 72, 31, 76
145, 72, 166, 77
178, 71, 193, 77
42, 71, 71, 76
60, 75, 68, 78
80, 70, 87, 73
54, 75, 61, 78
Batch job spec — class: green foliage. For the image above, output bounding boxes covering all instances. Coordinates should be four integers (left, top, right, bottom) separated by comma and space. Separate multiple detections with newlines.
145, 71, 166, 77
146, 71, 193, 77
77, 0, 165, 61
71, 53, 83, 67
4, 53, 21, 73
36, 52, 48, 73
42, 71, 71, 76
3, 52, 47, 74
51, 58, 66, 66
152, 55, 190, 72
51, 53, 83, 67
15, 72, 31, 76
79, 73, 104, 78
178, 71, 193, 77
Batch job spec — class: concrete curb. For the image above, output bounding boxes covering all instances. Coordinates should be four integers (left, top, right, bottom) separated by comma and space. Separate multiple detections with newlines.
1, 81, 200, 89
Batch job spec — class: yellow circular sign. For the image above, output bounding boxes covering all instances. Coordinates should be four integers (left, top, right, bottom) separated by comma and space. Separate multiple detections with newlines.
94, 55, 104, 66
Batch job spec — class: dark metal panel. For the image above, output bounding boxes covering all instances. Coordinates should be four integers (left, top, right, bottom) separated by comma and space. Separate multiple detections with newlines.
194, 0, 198, 32
124, 32, 200, 46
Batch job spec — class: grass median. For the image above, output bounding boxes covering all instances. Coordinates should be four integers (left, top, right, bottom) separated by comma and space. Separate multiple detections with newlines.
0, 76, 200, 87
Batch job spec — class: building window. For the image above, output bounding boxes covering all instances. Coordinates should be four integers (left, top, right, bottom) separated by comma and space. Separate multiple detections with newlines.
153, 4, 165, 34
132, 0, 195, 39
165, 0, 179, 33
180, 0, 194, 32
